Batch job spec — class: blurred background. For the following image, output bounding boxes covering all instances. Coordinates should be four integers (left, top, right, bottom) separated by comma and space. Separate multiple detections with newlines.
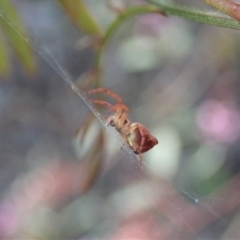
1, 0, 240, 239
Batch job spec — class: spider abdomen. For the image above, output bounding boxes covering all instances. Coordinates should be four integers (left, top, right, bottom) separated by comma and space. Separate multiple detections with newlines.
127, 123, 158, 154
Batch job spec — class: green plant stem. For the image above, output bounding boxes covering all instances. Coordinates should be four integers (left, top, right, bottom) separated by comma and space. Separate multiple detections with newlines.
146, 0, 240, 29
202, 0, 240, 21
96, 5, 161, 87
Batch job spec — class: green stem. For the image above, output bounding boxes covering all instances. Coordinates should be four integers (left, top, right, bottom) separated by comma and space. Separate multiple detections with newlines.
146, 0, 240, 29
96, 5, 160, 87
202, 0, 240, 21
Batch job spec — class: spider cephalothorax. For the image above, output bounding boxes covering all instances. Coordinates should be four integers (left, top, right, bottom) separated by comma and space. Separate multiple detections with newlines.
86, 88, 158, 166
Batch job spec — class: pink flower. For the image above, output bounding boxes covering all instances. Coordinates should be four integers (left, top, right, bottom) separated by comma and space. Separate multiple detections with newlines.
196, 100, 240, 143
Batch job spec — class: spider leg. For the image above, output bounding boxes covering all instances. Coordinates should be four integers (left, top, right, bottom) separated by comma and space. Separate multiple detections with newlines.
85, 88, 123, 104
115, 103, 129, 118
113, 103, 130, 130
104, 103, 129, 117
88, 99, 115, 111
88, 100, 116, 123
119, 113, 128, 126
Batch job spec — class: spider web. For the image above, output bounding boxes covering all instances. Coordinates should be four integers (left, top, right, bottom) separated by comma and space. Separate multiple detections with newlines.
0, 1, 240, 240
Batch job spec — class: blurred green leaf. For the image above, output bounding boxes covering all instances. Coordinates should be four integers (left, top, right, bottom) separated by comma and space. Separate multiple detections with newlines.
148, 0, 240, 30
58, 0, 101, 36
0, 0, 36, 76
0, 27, 9, 76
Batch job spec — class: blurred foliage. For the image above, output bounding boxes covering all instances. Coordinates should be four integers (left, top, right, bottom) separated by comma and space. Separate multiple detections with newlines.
0, 0, 238, 77
0, 0, 36, 76
147, 0, 240, 30
58, 0, 102, 36
202, 0, 240, 22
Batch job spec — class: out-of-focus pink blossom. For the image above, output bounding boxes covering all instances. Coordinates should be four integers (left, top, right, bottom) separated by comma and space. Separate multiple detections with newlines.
109, 213, 165, 239
196, 100, 240, 143
0, 202, 18, 238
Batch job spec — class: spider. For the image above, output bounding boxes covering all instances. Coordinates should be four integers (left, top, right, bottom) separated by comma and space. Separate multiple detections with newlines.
85, 88, 158, 166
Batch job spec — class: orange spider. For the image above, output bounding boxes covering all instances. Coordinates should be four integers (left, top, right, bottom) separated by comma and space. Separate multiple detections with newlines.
86, 88, 158, 166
